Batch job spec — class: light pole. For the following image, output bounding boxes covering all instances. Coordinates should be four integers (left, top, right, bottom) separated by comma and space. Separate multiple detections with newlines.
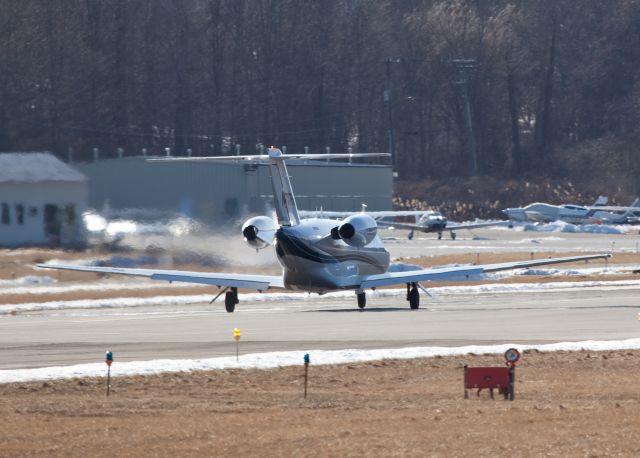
452, 59, 478, 177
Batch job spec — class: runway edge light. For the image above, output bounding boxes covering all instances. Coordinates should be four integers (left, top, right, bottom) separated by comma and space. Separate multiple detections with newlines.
303, 353, 310, 399
105, 350, 113, 397
234, 328, 241, 362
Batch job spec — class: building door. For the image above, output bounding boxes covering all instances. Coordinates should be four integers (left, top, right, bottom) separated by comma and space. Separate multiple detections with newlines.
43, 204, 61, 239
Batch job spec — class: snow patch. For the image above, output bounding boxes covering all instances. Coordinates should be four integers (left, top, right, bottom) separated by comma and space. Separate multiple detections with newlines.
3, 338, 640, 383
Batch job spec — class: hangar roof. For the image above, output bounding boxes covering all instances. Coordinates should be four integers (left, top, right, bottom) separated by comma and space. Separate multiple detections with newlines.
0, 152, 87, 183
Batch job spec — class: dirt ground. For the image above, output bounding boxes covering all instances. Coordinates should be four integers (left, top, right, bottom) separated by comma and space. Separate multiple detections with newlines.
2, 247, 640, 456
2, 350, 640, 457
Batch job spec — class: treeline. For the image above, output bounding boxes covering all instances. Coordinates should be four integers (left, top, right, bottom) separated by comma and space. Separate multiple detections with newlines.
1, 0, 640, 181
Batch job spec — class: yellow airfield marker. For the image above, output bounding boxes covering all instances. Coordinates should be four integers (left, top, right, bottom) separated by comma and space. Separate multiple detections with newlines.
234, 328, 241, 361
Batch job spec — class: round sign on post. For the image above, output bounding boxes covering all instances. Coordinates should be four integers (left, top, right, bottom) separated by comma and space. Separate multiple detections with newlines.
105, 350, 113, 366
504, 348, 520, 364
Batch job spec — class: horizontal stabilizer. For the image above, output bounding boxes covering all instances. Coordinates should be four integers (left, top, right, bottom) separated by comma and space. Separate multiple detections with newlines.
149, 152, 390, 163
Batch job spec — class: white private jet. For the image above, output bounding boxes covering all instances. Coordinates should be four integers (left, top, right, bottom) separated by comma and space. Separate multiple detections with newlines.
39, 148, 610, 312
503, 196, 640, 225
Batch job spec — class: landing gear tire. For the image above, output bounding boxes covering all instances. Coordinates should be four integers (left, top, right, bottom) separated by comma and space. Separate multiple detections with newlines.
451, 232, 457, 240
224, 287, 239, 313
357, 292, 366, 309
408, 230, 414, 240
407, 283, 420, 310
437, 231, 442, 240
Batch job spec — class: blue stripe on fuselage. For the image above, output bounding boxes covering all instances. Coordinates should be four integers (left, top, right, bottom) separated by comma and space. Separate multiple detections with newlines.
275, 228, 337, 264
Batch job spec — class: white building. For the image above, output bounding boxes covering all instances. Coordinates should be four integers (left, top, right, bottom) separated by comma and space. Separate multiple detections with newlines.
0, 152, 88, 247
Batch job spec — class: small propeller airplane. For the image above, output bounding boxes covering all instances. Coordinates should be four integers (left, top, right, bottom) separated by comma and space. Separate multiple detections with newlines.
375, 211, 509, 240
503, 196, 640, 225
39, 148, 610, 312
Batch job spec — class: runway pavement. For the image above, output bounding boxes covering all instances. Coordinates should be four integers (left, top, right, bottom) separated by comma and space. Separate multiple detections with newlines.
2, 284, 639, 370
2, 227, 639, 371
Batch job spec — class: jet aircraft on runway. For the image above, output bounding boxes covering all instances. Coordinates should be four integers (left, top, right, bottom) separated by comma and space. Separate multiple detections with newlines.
40, 148, 610, 312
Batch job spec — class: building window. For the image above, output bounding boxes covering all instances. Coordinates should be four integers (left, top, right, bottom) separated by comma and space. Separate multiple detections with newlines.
1, 203, 10, 224
15, 204, 24, 225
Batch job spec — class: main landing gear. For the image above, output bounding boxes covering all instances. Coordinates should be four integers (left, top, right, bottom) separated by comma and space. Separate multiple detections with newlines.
407, 282, 419, 309
210, 286, 239, 313
224, 287, 239, 313
437, 230, 456, 240
357, 291, 366, 309
355, 283, 421, 310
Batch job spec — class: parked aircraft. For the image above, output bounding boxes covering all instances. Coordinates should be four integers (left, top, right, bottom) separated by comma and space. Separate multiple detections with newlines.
376, 211, 509, 240
39, 148, 610, 312
503, 196, 640, 225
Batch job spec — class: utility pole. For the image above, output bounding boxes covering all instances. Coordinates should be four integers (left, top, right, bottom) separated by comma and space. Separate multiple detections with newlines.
384, 59, 401, 170
453, 59, 478, 177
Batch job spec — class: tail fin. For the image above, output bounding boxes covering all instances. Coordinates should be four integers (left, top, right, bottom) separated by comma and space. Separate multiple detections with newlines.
593, 195, 609, 206
622, 198, 640, 217
268, 148, 300, 226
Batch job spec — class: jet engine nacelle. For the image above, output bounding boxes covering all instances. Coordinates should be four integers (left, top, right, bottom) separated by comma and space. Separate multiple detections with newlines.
242, 216, 276, 250
332, 214, 378, 247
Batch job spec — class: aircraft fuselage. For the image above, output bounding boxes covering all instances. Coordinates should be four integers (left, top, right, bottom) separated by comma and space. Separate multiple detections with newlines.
274, 219, 390, 293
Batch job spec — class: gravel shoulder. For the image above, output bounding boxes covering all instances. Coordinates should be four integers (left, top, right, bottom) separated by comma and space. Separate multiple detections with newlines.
2, 350, 640, 457
2, 246, 640, 456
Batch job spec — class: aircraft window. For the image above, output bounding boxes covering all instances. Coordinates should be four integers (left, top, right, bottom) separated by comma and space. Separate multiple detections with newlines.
15, 204, 24, 225
1, 203, 10, 224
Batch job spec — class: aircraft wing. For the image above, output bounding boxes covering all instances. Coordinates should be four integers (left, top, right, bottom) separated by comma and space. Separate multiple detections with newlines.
446, 220, 511, 231
359, 253, 610, 289
375, 220, 426, 231
299, 210, 427, 219
37, 263, 285, 290
376, 220, 509, 232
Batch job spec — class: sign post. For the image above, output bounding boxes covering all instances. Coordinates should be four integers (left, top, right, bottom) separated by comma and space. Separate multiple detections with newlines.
303, 353, 310, 399
234, 328, 241, 362
504, 347, 520, 401
105, 350, 113, 397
